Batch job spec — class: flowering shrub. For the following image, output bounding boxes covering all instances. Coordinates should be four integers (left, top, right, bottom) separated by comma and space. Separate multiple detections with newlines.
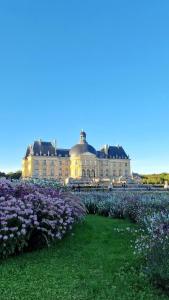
135, 211, 169, 290
0, 178, 86, 258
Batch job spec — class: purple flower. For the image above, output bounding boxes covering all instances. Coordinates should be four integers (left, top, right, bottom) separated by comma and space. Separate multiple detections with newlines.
0, 178, 86, 258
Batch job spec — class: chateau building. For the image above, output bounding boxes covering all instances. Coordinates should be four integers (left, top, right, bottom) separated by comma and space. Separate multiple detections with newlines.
22, 131, 131, 183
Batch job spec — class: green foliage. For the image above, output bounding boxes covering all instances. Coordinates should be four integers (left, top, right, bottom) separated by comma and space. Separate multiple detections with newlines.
0, 216, 167, 299
0, 171, 6, 178
0, 170, 22, 180
7, 170, 22, 180
141, 173, 169, 184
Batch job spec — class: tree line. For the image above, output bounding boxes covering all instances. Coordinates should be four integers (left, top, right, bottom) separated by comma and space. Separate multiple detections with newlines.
141, 173, 169, 184
1, 170, 169, 184
0, 170, 22, 180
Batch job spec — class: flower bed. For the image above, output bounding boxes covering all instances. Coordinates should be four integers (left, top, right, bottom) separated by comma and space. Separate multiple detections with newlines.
78, 191, 169, 290
0, 178, 86, 258
78, 191, 169, 221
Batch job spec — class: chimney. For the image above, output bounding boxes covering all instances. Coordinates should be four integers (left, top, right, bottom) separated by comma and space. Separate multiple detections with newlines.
104, 144, 109, 155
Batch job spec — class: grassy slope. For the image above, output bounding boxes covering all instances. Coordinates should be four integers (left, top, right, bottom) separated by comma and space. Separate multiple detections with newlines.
0, 215, 168, 300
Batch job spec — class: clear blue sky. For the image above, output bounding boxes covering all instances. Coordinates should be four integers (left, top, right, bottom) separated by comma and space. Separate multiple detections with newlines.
0, 0, 169, 174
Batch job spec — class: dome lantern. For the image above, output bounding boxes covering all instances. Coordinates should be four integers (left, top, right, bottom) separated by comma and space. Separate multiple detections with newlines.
80, 130, 87, 144
69, 131, 96, 157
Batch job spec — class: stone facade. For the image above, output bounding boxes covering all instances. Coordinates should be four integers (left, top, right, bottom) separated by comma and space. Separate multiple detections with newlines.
22, 131, 131, 183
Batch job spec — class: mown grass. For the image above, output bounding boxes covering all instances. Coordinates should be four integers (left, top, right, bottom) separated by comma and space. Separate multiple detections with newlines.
0, 215, 168, 300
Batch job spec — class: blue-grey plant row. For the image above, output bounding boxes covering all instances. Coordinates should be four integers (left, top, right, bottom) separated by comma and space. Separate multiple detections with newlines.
0, 178, 86, 258
22, 177, 65, 190
77, 191, 169, 220
78, 191, 169, 290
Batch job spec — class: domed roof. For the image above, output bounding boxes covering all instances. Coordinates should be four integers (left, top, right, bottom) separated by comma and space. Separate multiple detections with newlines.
70, 131, 97, 156
70, 143, 97, 156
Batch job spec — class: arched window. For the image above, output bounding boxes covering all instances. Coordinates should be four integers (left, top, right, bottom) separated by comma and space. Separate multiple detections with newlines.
91, 169, 95, 178
87, 169, 90, 178
82, 169, 86, 177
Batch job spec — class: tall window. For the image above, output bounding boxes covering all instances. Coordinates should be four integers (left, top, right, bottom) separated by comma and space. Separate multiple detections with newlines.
50, 160, 54, 166
65, 168, 69, 177
33, 170, 39, 177
43, 160, 46, 165
42, 170, 46, 177
82, 169, 86, 177
125, 170, 128, 176
91, 169, 95, 178
87, 169, 90, 177
42, 160, 46, 177
34, 160, 39, 171
50, 169, 54, 176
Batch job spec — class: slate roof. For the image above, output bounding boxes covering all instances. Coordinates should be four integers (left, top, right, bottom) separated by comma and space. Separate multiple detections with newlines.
25, 141, 129, 159
55, 149, 70, 157
25, 141, 70, 158
97, 146, 129, 159
108, 146, 128, 159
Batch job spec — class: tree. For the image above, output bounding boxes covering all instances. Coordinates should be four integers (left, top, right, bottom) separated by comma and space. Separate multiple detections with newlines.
0, 171, 6, 178
7, 171, 22, 180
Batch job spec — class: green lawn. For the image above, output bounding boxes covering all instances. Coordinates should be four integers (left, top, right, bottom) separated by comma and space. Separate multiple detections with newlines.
0, 215, 168, 300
